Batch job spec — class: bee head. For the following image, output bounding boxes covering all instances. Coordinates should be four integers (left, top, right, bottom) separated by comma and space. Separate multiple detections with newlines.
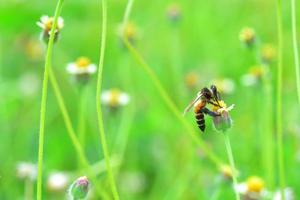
201, 87, 213, 100
210, 85, 220, 100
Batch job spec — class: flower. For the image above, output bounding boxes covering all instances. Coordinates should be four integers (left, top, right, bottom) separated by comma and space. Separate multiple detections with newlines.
239, 27, 256, 47
16, 162, 37, 181
211, 78, 235, 95
212, 100, 234, 132
101, 88, 130, 108
37, 15, 64, 43
235, 176, 268, 200
219, 164, 235, 180
261, 44, 276, 64
118, 22, 138, 44
184, 72, 199, 89
68, 176, 90, 199
241, 65, 265, 87
273, 188, 294, 200
66, 57, 97, 84
47, 172, 69, 192
166, 3, 181, 22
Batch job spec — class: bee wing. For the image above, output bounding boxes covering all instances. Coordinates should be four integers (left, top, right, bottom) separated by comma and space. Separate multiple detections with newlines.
183, 95, 202, 116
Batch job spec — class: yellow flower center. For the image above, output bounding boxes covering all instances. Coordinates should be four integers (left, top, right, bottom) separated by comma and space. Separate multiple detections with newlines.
45, 18, 54, 31
239, 27, 255, 43
108, 89, 121, 107
246, 176, 264, 193
220, 165, 233, 178
212, 100, 227, 112
261, 44, 276, 62
76, 57, 91, 68
124, 23, 136, 40
185, 72, 198, 88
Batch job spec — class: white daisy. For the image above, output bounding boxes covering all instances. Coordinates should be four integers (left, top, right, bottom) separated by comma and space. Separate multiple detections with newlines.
235, 176, 269, 200
101, 89, 130, 108
16, 162, 37, 181
37, 15, 64, 33
66, 57, 97, 75
47, 172, 69, 192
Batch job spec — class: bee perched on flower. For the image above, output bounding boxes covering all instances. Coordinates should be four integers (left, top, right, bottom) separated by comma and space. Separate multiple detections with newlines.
183, 85, 233, 132
101, 88, 130, 109
235, 176, 269, 200
37, 15, 64, 44
166, 3, 181, 23
66, 56, 97, 84
239, 27, 256, 47
241, 65, 266, 87
261, 44, 276, 64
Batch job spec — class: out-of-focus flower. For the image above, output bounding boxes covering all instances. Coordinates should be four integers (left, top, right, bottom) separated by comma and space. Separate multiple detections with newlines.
101, 88, 130, 108
19, 72, 40, 97
184, 72, 199, 89
47, 172, 69, 192
68, 176, 89, 200
37, 15, 64, 43
166, 3, 181, 22
239, 27, 256, 47
211, 78, 235, 95
219, 164, 238, 180
118, 22, 138, 44
212, 100, 234, 132
24, 38, 44, 61
66, 57, 97, 84
119, 171, 146, 194
16, 162, 37, 181
241, 65, 265, 87
273, 188, 294, 200
261, 44, 276, 64
235, 176, 268, 200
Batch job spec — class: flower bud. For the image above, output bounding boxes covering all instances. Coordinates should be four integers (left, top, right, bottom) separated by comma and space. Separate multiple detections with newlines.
69, 176, 89, 199
166, 3, 181, 23
213, 111, 232, 132
239, 27, 256, 47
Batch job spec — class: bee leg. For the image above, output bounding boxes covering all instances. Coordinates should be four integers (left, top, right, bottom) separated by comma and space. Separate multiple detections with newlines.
201, 107, 220, 117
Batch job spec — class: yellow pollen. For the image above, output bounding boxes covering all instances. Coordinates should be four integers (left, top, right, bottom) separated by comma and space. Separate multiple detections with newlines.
212, 100, 226, 112
246, 176, 264, 193
45, 18, 54, 31
108, 89, 121, 107
76, 57, 91, 68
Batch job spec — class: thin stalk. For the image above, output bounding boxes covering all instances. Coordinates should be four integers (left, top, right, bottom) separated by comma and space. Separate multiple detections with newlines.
291, 0, 300, 105
48, 68, 108, 199
77, 86, 87, 168
123, 38, 223, 167
36, 0, 64, 199
276, 0, 286, 198
25, 179, 33, 200
96, 0, 119, 199
223, 133, 240, 200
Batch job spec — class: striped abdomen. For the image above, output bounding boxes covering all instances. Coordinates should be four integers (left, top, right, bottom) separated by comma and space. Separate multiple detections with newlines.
194, 100, 206, 132
195, 110, 205, 132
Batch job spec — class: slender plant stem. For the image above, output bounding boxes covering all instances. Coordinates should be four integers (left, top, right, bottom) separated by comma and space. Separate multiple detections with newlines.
25, 179, 33, 200
77, 86, 87, 168
96, 0, 119, 199
223, 133, 240, 200
48, 68, 108, 199
291, 0, 300, 105
36, 0, 64, 199
276, 0, 286, 198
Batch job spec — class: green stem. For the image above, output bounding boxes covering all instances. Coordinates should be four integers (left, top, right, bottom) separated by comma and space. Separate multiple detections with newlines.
223, 133, 240, 200
291, 0, 300, 105
77, 86, 87, 168
25, 179, 33, 200
36, 0, 64, 199
48, 68, 108, 199
276, 0, 286, 198
96, 0, 119, 199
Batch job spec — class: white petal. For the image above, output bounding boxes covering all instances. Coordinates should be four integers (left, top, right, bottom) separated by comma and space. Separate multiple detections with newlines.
234, 183, 247, 194
40, 15, 50, 23
101, 90, 111, 104
119, 93, 130, 105
57, 17, 64, 29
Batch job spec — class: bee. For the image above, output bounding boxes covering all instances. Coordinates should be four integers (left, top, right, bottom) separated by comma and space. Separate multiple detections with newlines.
183, 85, 222, 132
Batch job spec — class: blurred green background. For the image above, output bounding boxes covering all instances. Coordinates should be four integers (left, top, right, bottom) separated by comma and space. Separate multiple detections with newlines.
0, 0, 300, 199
